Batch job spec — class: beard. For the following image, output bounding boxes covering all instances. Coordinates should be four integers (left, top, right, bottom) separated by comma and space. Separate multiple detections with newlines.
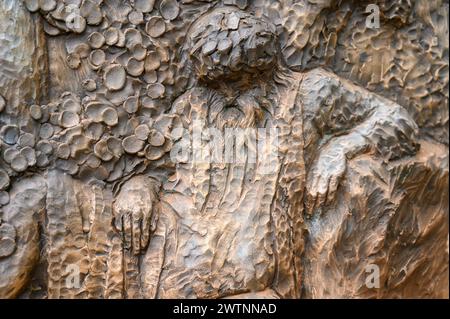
182, 85, 278, 168
209, 92, 267, 131
176, 85, 281, 214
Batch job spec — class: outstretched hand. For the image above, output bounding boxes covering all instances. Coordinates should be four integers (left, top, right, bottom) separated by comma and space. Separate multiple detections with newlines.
306, 143, 347, 214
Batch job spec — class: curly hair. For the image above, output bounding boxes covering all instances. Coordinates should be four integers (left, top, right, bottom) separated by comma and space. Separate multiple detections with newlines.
181, 6, 279, 82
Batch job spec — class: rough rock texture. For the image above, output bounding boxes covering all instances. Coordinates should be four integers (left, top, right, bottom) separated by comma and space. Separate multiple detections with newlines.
0, 0, 448, 299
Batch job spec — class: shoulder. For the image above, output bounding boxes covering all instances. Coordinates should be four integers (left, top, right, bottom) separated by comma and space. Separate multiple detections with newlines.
299, 68, 341, 94
279, 68, 343, 112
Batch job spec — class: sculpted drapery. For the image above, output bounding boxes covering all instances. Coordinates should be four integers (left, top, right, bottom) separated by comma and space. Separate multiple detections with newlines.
0, 0, 448, 298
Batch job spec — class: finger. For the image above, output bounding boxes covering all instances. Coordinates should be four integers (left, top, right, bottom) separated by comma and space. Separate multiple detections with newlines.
141, 204, 152, 251
80, 201, 90, 233
326, 175, 340, 205
132, 211, 141, 255
305, 190, 314, 215
310, 172, 322, 194
113, 213, 123, 232
150, 203, 159, 232
306, 175, 320, 214
314, 174, 330, 209
316, 188, 327, 211
123, 212, 132, 250
112, 204, 123, 231
306, 190, 318, 215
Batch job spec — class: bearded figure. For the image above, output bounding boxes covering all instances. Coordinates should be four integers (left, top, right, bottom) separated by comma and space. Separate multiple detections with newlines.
113, 6, 447, 299
0, 1, 448, 299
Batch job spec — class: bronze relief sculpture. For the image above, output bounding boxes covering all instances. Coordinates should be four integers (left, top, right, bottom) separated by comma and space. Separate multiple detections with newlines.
0, 0, 448, 299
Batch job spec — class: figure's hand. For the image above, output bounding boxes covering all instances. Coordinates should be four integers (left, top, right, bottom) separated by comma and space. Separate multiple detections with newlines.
306, 143, 347, 214
113, 176, 160, 255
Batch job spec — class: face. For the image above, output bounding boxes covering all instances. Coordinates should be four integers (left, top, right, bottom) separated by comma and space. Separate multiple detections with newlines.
183, 7, 279, 129
185, 7, 279, 85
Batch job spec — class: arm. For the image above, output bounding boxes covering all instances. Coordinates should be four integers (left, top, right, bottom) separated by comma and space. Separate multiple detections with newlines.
300, 68, 419, 213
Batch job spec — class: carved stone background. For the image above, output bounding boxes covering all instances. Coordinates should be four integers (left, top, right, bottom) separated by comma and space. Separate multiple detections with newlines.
0, 0, 448, 299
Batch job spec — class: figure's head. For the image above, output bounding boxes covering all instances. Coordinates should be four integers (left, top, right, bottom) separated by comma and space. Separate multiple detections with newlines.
183, 6, 279, 83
